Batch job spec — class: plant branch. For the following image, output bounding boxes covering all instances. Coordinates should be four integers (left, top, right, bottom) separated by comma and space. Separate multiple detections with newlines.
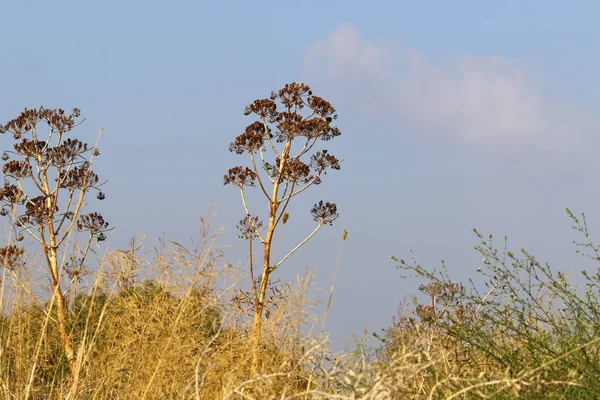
239, 187, 265, 243
274, 181, 296, 228
262, 117, 280, 159
280, 174, 321, 203
249, 151, 270, 200
55, 188, 76, 235
273, 221, 323, 271
248, 236, 257, 301
258, 146, 275, 184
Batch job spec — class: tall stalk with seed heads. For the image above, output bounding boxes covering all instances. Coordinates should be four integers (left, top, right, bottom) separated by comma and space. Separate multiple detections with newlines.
0, 107, 110, 374
224, 82, 342, 375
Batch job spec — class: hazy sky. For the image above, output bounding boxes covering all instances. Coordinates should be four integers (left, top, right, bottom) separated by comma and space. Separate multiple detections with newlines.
1, 1, 599, 347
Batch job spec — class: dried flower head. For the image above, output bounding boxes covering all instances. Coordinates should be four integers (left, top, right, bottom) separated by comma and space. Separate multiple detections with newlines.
46, 138, 88, 166
247, 99, 278, 118
311, 201, 339, 226
223, 166, 257, 187
0, 184, 23, 204
24, 195, 56, 224
2, 160, 32, 179
229, 121, 269, 154
237, 215, 263, 239
310, 150, 340, 174
60, 163, 99, 190
0, 245, 25, 270
274, 158, 312, 184
13, 139, 46, 158
275, 111, 303, 141
307, 95, 337, 117
277, 82, 312, 109
77, 212, 109, 241
3, 107, 80, 139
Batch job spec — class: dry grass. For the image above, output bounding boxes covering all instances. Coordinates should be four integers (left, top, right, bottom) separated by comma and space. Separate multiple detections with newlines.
2, 211, 600, 399
0, 217, 335, 399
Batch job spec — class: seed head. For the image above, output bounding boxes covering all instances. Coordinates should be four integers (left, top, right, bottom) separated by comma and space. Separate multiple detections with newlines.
311, 201, 339, 226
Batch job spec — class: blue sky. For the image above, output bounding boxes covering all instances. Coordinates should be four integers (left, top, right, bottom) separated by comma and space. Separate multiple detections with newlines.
1, 1, 599, 346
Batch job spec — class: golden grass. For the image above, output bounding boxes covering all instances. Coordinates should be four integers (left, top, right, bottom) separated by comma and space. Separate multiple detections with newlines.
1, 216, 599, 399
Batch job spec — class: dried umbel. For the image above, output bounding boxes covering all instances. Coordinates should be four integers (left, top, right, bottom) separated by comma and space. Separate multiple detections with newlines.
1, 107, 81, 140
311, 200, 339, 226
237, 215, 263, 240
0, 245, 25, 270
60, 162, 99, 190
224, 166, 257, 187
274, 158, 312, 184
24, 195, 57, 225
46, 138, 88, 166
0, 184, 22, 204
228, 121, 269, 154
310, 149, 341, 174
225, 82, 343, 375
2, 160, 32, 179
77, 212, 110, 241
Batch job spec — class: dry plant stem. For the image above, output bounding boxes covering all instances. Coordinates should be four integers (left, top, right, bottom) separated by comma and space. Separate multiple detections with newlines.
38, 135, 77, 372
250, 139, 292, 376
249, 235, 257, 300
239, 188, 264, 242
49, 246, 76, 372
46, 126, 104, 373
274, 222, 322, 270
249, 151, 270, 199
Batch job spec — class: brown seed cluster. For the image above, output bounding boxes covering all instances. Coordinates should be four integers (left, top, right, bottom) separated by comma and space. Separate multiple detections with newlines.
0, 245, 25, 270
223, 166, 257, 187
233, 82, 341, 149
0, 185, 22, 204
274, 158, 312, 184
13, 139, 46, 157
307, 95, 336, 117
310, 201, 339, 226
77, 212, 110, 241
277, 82, 312, 109
246, 99, 278, 118
310, 150, 340, 174
0, 107, 108, 239
24, 195, 56, 224
237, 215, 263, 239
60, 163, 99, 190
226, 82, 342, 232
1, 107, 80, 139
46, 138, 88, 166
2, 160, 31, 179
229, 121, 268, 154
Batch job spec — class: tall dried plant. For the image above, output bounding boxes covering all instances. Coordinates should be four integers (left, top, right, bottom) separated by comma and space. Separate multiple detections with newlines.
224, 82, 342, 375
0, 108, 109, 373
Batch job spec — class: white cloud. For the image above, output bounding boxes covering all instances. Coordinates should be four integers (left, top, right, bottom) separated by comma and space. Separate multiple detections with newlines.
303, 24, 591, 157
